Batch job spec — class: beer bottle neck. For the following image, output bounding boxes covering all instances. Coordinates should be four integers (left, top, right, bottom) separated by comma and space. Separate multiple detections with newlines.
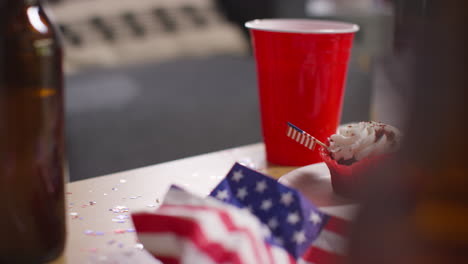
4, 0, 42, 8
0, 0, 43, 20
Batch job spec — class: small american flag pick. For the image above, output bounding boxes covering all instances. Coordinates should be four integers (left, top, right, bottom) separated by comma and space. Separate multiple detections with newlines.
132, 163, 349, 264
287, 122, 328, 151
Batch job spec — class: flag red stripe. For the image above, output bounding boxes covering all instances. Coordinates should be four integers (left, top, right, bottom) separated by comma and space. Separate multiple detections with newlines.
218, 209, 275, 264
301, 246, 344, 264
155, 256, 180, 264
324, 216, 348, 236
133, 213, 248, 264
159, 204, 273, 263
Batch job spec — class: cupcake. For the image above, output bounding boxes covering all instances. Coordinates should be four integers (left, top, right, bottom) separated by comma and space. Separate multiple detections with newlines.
321, 121, 401, 198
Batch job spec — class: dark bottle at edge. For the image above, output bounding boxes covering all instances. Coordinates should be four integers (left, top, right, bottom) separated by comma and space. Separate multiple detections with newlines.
348, 0, 468, 263
0, 0, 66, 262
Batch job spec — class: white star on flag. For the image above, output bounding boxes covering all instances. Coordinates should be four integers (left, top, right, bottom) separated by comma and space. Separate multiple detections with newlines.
287, 212, 301, 225
255, 180, 268, 193
268, 217, 279, 229
236, 186, 248, 200
309, 212, 322, 225
260, 199, 273, 211
215, 189, 229, 200
244, 205, 254, 213
262, 225, 272, 237
232, 170, 244, 182
292, 230, 307, 245
280, 192, 294, 207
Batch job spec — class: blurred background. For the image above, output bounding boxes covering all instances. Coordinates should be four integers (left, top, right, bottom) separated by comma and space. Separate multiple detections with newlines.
47, 0, 396, 181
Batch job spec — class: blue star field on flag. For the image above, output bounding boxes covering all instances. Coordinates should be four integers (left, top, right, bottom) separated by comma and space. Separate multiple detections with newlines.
209, 163, 330, 259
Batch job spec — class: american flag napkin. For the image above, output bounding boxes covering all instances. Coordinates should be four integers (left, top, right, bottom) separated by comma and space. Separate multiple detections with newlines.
132, 163, 348, 264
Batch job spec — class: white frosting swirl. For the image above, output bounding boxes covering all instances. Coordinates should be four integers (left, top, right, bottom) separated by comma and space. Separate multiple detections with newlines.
328, 122, 401, 163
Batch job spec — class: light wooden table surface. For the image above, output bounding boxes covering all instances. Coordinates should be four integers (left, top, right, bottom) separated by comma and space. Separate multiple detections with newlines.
51, 143, 354, 264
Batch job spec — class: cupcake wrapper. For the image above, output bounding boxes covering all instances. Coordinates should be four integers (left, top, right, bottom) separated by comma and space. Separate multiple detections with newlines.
320, 147, 386, 198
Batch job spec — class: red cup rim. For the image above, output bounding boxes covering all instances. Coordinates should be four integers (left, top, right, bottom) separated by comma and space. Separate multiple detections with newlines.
245, 19, 359, 34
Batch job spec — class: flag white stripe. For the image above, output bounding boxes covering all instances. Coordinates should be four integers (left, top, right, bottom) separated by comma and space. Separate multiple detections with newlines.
308, 137, 316, 149
295, 132, 302, 142
297, 258, 314, 264
287, 127, 293, 138
304, 137, 311, 148
300, 134, 306, 145
311, 229, 347, 255
291, 129, 297, 140
270, 245, 295, 264
181, 238, 218, 264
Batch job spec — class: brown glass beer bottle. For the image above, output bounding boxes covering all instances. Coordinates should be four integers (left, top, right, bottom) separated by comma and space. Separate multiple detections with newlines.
0, 0, 66, 262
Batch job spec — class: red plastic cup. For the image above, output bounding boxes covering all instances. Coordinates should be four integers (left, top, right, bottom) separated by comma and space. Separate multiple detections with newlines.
246, 19, 359, 166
